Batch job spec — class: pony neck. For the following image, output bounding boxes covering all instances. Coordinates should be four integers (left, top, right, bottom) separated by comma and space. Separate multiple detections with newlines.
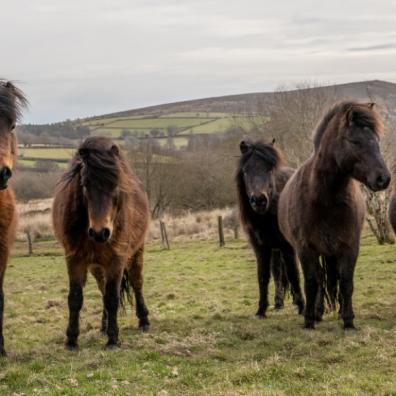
311, 146, 353, 202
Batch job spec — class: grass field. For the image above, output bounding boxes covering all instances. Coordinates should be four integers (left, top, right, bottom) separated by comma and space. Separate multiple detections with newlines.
1, 235, 395, 395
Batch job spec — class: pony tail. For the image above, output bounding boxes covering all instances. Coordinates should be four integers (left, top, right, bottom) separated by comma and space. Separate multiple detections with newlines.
320, 256, 338, 311
120, 269, 134, 311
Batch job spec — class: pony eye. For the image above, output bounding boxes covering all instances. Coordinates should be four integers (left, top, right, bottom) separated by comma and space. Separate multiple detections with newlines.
350, 139, 362, 147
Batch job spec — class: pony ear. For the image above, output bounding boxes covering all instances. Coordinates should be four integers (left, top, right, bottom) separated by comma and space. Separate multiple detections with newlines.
78, 148, 89, 159
271, 138, 276, 146
110, 144, 120, 157
367, 102, 375, 109
239, 140, 251, 154
346, 108, 356, 127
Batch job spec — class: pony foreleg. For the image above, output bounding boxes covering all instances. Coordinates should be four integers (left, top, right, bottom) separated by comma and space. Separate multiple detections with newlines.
66, 261, 87, 350
300, 251, 320, 329
271, 250, 285, 310
337, 253, 357, 329
0, 272, 5, 356
255, 246, 272, 318
104, 271, 123, 348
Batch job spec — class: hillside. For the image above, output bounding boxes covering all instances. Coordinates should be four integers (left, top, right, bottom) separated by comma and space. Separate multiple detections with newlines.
87, 80, 396, 119
17, 80, 396, 169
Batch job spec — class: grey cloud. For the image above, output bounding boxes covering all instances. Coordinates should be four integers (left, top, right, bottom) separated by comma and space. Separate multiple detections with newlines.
347, 43, 396, 52
1, 0, 396, 123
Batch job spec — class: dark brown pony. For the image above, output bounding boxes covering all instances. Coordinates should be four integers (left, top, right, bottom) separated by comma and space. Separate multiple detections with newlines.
236, 140, 305, 318
53, 137, 150, 349
278, 101, 390, 329
0, 80, 27, 356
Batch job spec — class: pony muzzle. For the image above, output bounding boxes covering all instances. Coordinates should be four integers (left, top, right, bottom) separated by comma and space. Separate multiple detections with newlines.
249, 193, 269, 212
88, 227, 112, 243
368, 170, 391, 192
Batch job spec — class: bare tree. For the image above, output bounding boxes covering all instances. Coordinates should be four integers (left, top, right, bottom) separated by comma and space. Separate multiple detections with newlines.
235, 82, 336, 166
361, 88, 395, 244
128, 137, 181, 218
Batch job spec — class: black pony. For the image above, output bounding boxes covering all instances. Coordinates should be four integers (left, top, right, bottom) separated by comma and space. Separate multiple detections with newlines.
236, 140, 305, 318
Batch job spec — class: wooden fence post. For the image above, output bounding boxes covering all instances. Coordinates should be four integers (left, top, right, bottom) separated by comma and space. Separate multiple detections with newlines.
218, 216, 225, 247
234, 225, 239, 240
160, 220, 170, 250
26, 231, 33, 256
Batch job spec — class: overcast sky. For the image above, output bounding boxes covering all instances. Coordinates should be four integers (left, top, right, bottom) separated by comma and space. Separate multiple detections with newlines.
2, 0, 396, 123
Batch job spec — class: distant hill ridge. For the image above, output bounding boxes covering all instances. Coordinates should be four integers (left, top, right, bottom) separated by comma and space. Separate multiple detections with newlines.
88, 80, 396, 120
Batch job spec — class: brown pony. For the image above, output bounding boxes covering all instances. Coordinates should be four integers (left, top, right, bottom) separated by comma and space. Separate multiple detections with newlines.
236, 140, 305, 318
53, 137, 150, 349
0, 80, 27, 356
278, 101, 390, 329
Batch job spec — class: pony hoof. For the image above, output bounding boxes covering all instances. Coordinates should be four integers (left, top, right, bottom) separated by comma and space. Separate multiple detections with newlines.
343, 322, 356, 331
65, 342, 78, 351
139, 324, 150, 332
296, 302, 305, 315
105, 342, 120, 350
255, 308, 266, 318
139, 317, 150, 332
274, 303, 284, 311
0, 349, 7, 357
304, 321, 315, 329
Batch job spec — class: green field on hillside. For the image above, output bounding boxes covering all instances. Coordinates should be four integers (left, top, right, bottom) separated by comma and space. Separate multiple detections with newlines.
17, 159, 68, 170
82, 112, 240, 138
19, 148, 75, 160
1, 236, 395, 395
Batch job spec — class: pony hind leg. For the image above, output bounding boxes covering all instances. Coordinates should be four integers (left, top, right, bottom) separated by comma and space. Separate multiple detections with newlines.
282, 246, 305, 315
128, 247, 150, 331
314, 264, 325, 322
90, 266, 107, 334
271, 249, 285, 310
323, 256, 338, 312
66, 259, 87, 350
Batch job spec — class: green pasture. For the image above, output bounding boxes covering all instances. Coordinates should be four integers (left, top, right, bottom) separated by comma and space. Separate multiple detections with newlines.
0, 236, 395, 395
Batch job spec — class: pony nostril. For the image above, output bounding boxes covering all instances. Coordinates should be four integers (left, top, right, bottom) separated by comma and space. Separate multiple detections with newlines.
250, 194, 268, 208
101, 228, 111, 241
376, 174, 390, 189
88, 228, 95, 238
1, 167, 12, 181
256, 195, 268, 207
